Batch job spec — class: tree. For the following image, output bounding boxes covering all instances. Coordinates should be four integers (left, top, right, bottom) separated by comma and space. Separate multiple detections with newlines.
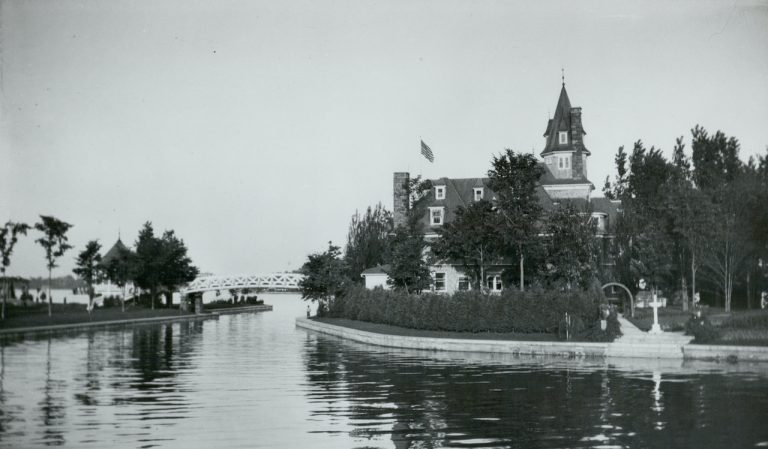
0, 221, 30, 320
73, 240, 103, 318
386, 176, 433, 293
103, 245, 135, 312
157, 230, 199, 307
430, 200, 503, 291
487, 149, 544, 291
34, 215, 73, 317
344, 203, 393, 283
133, 222, 163, 309
299, 242, 347, 315
133, 223, 198, 309
543, 203, 597, 289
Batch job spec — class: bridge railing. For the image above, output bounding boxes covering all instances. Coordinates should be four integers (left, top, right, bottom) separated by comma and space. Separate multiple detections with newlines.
180, 273, 305, 295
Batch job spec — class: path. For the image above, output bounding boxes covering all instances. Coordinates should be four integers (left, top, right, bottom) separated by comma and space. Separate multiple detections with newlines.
606, 314, 694, 359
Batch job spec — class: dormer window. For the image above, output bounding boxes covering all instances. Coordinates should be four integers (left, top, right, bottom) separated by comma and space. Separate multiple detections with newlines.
558, 131, 568, 145
473, 188, 484, 201
429, 207, 444, 226
435, 186, 446, 200
558, 155, 570, 169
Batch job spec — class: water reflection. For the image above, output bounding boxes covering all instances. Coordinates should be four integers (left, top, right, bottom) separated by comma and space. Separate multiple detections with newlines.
0, 296, 767, 449
301, 334, 768, 449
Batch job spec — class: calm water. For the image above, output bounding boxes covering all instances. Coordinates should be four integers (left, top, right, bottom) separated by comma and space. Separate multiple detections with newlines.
1, 294, 767, 449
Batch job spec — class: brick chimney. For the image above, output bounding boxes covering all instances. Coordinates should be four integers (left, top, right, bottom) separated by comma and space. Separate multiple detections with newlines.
570, 107, 585, 179
393, 172, 410, 228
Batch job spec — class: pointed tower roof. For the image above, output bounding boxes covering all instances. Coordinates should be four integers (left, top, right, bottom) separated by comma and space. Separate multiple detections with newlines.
541, 84, 589, 157
101, 238, 131, 266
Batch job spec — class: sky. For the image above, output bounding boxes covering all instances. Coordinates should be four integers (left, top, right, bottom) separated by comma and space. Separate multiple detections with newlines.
1, 0, 767, 278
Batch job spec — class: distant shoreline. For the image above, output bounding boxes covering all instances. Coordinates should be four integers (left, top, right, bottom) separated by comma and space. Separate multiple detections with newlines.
0, 304, 273, 336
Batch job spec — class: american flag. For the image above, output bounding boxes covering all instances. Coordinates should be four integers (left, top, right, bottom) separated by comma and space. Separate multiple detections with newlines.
420, 140, 434, 163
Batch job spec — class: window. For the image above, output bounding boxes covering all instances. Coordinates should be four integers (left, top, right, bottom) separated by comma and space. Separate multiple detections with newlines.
429, 207, 444, 226
435, 186, 446, 200
473, 187, 484, 201
559, 131, 568, 145
486, 275, 502, 292
545, 156, 552, 165
558, 155, 570, 169
434, 272, 446, 291
458, 277, 470, 291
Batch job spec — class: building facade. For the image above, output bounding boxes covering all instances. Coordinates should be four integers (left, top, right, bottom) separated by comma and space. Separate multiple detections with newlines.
389, 84, 619, 293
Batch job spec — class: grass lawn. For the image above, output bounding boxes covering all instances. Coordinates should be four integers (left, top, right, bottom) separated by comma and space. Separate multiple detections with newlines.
627, 306, 768, 346
312, 317, 560, 342
1, 303, 195, 330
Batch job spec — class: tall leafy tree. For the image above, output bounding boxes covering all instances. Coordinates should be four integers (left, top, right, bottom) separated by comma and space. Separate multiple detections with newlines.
543, 204, 597, 289
344, 203, 393, 283
386, 176, 432, 293
73, 240, 103, 317
34, 216, 73, 317
157, 230, 199, 307
690, 126, 751, 311
133, 223, 198, 309
430, 200, 503, 291
487, 149, 544, 291
0, 221, 30, 320
299, 242, 347, 315
133, 222, 163, 309
103, 245, 135, 312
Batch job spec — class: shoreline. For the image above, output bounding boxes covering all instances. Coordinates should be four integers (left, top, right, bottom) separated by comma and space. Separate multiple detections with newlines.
296, 317, 768, 362
0, 304, 273, 337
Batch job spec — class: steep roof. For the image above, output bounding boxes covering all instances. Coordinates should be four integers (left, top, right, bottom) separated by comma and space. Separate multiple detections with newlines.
101, 238, 131, 266
419, 177, 557, 231
541, 85, 590, 157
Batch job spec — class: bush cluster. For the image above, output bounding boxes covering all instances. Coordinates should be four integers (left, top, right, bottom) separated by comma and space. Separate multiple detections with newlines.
685, 314, 720, 343
721, 313, 768, 330
329, 286, 611, 337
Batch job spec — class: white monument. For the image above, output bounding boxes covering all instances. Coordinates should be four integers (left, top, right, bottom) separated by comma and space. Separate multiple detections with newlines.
649, 293, 663, 334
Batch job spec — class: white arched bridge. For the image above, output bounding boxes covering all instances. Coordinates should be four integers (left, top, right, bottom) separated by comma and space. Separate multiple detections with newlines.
180, 273, 305, 295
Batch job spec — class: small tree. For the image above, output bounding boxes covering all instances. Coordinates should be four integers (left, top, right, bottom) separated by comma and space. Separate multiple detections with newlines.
73, 240, 103, 318
0, 221, 30, 319
34, 216, 73, 317
430, 200, 503, 291
299, 242, 346, 315
487, 150, 544, 291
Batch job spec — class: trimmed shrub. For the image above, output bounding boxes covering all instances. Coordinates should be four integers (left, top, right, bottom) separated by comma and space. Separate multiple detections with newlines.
685, 314, 720, 343
721, 313, 768, 330
578, 310, 622, 342
329, 286, 607, 335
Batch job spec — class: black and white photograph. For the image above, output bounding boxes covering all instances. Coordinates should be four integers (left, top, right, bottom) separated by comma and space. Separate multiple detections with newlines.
1, 1, 767, 447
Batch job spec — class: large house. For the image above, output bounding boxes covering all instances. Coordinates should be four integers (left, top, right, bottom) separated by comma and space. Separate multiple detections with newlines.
389, 83, 620, 293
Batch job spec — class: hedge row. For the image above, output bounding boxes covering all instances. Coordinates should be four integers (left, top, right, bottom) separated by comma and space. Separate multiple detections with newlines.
328, 286, 606, 335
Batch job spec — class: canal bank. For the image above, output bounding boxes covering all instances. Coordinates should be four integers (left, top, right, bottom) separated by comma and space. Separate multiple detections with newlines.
0, 304, 273, 336
296, 316, 768, 362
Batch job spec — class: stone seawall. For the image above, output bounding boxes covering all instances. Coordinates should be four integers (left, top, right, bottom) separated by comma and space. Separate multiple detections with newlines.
295, 317, 610, 358
296, 318, 768, 362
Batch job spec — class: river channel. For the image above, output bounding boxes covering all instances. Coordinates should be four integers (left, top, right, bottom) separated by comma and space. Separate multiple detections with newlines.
1, 294, 767, 448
